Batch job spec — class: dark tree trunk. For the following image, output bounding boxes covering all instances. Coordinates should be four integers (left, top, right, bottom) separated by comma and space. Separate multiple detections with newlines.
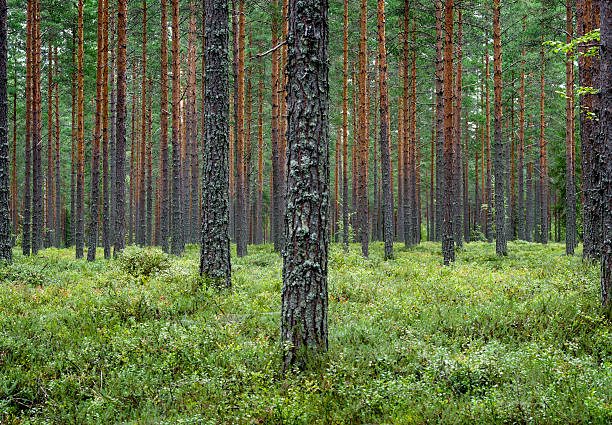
485, 46, 492, 243
159, 0, 169, 253
136, 0, 147, 247
32, 0, 42, 254
200, 0, 231, 287
87, 0, 104, 261
109, 7, 116, 253
235, 0, 247, 257
493, 0, 506, 256
114, 0, 127, 255
378, 0, 393, 259
23, 0, 32, 256
171, 0, 184, 255
518, 18, 526, 240
435, 0, 443, 242
270, 0, 282, 252
578, 0, 601, 260
600, 0, 612, 315
75, 0, 84, 258
539, 36, 548, 245
442, 0, 454, 265
566, 0, 577, 255
0, 0, 11, 262
46, 41, 53, 248
526, 161, 534, 241
453, 12, 463, 249
342, 0, 349, 250
357, 0, 368, 256
281, 0, 329, 370
255, 71, 263, 244
101, 3, 110, 257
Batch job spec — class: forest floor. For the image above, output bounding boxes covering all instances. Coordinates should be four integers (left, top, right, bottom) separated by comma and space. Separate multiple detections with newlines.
1, 241, 611, 424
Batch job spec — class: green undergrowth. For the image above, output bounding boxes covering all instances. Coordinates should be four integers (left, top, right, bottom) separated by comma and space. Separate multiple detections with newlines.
1, 241, 610, 424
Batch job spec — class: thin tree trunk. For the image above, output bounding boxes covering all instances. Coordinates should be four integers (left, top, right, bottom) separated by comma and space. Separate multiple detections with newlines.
0, 0, 10, 262
435, 0, 443, 242
114, 0, 128, 255
342, 0, 349, 250
270, 0, 281, 251
171, 0, 184, 255
87, 0, 105, 260
539, 35, 547, 244
358, 0, 369, 257
53, 48, 61, 248
566, 0, 576, 254
46, 40, 53, 248
442, 0, 454, 265
75, 0, 84, 258
518, 17, 526, 240
256, 70, 263, 244
23, 0, 31, 256
236, 0, 247, 257
101, 2, 110, 257
493, 0, 506, 255
159, 0, 170, 253
31, 0, 42, 254
454, 11, 463, 248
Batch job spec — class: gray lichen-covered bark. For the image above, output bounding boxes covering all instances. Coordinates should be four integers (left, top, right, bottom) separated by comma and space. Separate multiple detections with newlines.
200, 0, 231, 288
113, 0, 127, 256
377, 0, 393, 260
170, 0, 184, 255
281, 0, 329, 370
600, 0, 612, 316
492, 0, 506, 256
0, 0, 11, 262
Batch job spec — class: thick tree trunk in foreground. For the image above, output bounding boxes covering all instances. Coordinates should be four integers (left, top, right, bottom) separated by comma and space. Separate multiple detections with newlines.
600, 0, 612, 316
493, 0, 506, 256
0, 0, 11, 262
378, 0, 393, 259
281, 0, 329, 370
200, 0, 231, 287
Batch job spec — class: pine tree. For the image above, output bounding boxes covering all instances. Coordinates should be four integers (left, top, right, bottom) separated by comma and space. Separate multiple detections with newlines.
281, 0, 329, 369
114, 0, 128, 255
200, 0, 231, 287
0, 0, 10, 262
492, 0, 506, 255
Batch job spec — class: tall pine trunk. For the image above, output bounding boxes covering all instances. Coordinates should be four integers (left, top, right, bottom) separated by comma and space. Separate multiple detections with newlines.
281, 0, 329, 369
114, 0, 128, 255
171, 0, 184, 255
492, 0, 506, 255
442, 0, 455, 265
0, 0, 11, 262
75, 0, 85, 258
201, 0, 231, 287
378, 0, 393, 259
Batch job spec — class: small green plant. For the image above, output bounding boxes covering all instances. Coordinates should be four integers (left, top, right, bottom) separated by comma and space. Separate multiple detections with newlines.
117, 245, 170, 279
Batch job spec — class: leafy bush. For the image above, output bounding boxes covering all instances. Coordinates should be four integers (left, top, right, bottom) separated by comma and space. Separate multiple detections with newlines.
117, 245, 170, 278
